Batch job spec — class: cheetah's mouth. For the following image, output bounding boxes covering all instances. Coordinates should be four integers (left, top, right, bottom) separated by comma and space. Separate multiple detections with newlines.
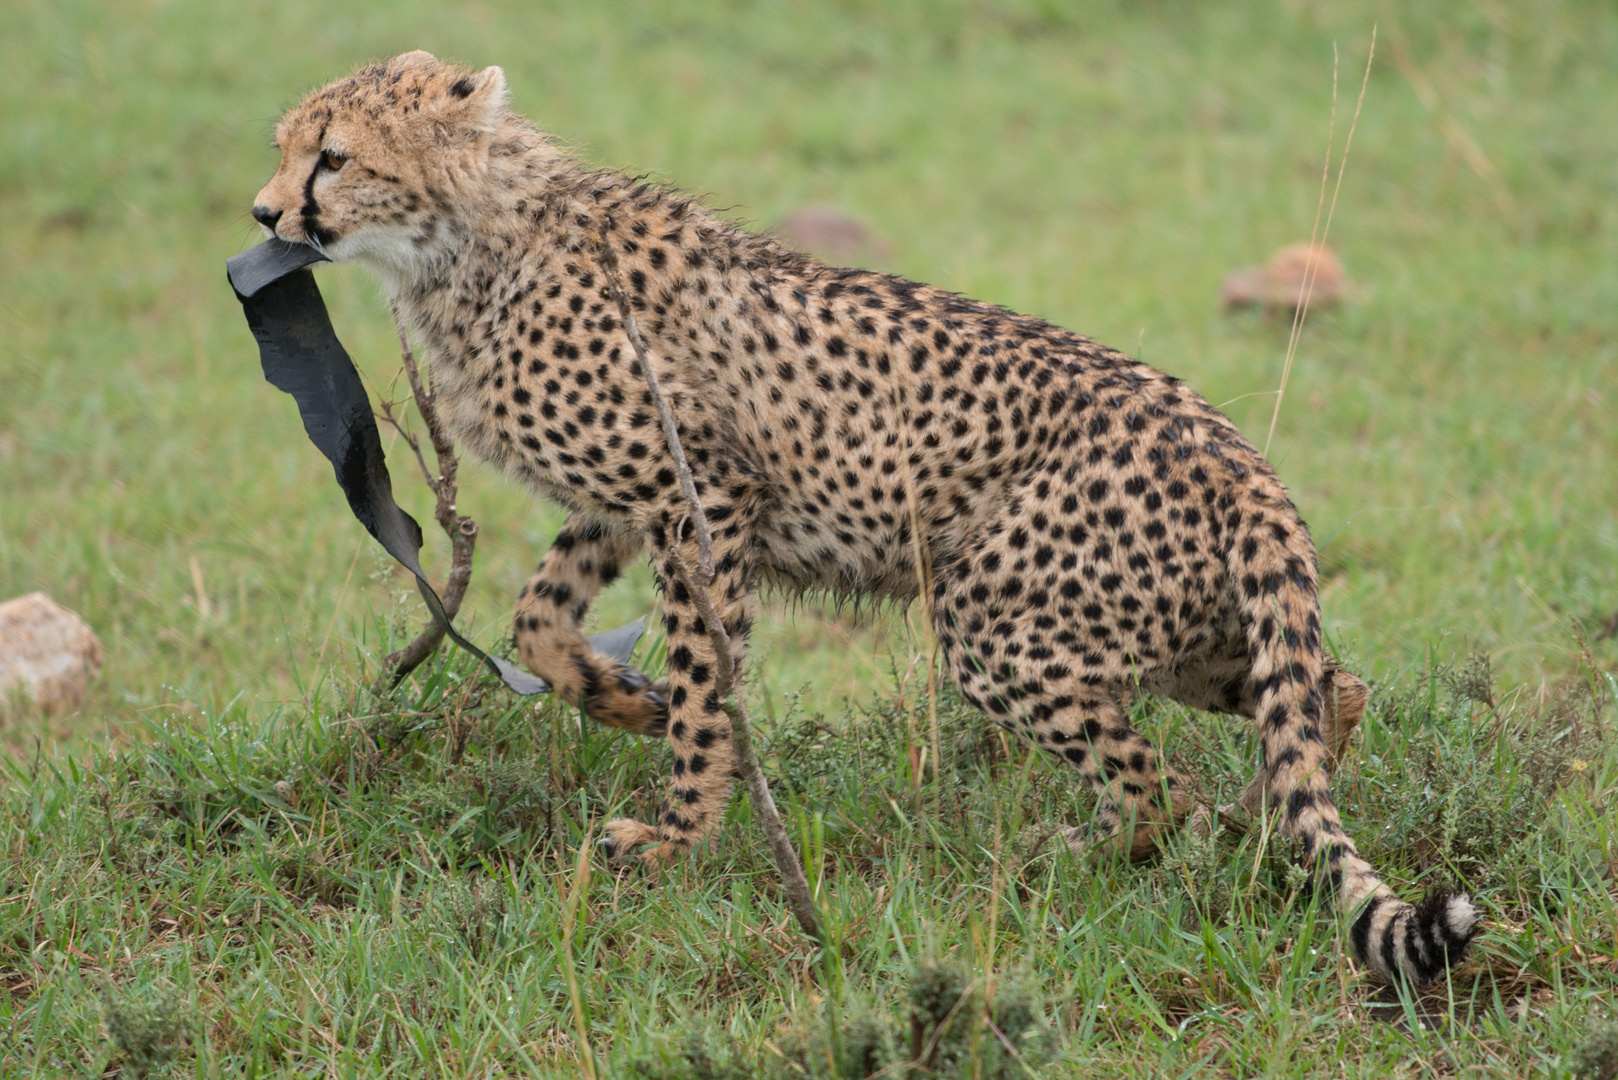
224, 239, 646, 694
226, 237, 330, 296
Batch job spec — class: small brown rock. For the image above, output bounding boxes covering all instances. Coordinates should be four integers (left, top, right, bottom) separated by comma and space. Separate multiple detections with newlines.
1221, 242, 1350, 313
773, 205, 891, 267
0, 592, 104, 715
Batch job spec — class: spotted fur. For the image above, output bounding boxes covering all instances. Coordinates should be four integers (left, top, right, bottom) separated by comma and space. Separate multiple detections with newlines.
252, 51, 1478, 984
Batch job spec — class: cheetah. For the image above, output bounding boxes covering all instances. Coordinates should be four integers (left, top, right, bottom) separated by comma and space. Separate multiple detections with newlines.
250, 51, 1478, 984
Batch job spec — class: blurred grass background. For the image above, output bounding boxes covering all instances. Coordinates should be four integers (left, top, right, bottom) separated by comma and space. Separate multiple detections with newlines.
2, 0, 1615, 746
1, 2, 1616, 1076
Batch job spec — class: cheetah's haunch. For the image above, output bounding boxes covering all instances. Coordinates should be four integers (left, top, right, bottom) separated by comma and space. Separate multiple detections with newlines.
251, 51, 1477, 985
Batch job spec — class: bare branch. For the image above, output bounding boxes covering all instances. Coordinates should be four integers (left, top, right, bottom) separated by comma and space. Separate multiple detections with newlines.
377, 306, 481, 687
592, 225, 822, 944
591, 238, 716, 586
375, 393, 439, 491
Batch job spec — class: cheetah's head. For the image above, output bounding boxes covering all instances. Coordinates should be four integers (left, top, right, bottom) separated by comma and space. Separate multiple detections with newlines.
252, 51, 514, 283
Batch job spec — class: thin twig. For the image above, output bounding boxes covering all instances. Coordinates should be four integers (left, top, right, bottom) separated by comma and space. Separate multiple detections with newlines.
376, 394, 439, 491
1264, 28, 1376, 458
592, 224, 823, 944
593, 260, 716, 584
377, 305, 482, 687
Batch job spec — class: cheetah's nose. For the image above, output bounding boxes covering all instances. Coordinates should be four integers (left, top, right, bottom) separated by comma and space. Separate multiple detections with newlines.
252, 205, 283, 231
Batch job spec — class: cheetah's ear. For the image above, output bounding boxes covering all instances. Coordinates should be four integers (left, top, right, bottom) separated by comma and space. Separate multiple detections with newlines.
442, 65, 508, 134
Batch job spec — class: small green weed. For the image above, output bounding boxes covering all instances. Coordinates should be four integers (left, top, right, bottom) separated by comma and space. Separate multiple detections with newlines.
625, 961, 1055, 1079
1351, 651, 1614, 897
1572, 1018, 1618, 1080
98, 982, 187, 1077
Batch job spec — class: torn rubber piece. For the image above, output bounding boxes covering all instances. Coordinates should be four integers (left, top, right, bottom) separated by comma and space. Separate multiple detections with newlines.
226, 239, 643, 695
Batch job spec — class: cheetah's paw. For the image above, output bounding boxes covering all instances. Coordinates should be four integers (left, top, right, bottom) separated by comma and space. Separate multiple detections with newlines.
1061, 819, 1179, 863
585, 664, 670, 737
599, 818, 683, 874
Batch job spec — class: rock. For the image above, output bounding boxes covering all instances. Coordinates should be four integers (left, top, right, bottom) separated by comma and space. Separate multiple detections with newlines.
773, 205, 891, 267
1221, 242, 1351, 313
0, 592, 104, 715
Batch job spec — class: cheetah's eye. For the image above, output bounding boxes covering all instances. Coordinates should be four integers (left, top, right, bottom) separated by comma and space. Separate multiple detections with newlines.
321, 150, 349, 172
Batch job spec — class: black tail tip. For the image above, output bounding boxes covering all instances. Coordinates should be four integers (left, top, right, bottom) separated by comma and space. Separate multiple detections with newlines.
1406, 888, 1481, 985
1414, 888, 1481, 941
1352, 888, 1481, 986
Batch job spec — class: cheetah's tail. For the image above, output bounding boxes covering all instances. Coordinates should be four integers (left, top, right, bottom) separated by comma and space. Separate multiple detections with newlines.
1230, 519, 1479, 985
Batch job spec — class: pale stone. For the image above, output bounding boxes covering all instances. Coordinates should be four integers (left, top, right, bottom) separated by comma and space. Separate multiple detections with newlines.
773, 205, 892, 267
0, 592, 104, 715
1221, 242, 1353, 313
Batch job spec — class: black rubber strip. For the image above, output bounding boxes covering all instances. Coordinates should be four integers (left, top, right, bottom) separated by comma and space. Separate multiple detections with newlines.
226, 239, 643, 695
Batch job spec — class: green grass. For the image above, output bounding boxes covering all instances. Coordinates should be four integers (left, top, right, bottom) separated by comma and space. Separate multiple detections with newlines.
1, 0, 1616, 1074
2, 647, 1615, 1075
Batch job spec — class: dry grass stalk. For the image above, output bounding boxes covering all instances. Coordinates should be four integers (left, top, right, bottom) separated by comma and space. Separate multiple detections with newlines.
591, 225, 824, 944
559, 831, 599, 1080
1384, 15, 1517, 222
1264, 28, 1376, 458
891, 384, 943, 797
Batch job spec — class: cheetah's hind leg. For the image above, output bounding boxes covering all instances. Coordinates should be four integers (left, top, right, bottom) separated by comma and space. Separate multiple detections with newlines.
1223, 663, 1369, 833
934, 617, 1194, 859
929, 527, 1196, 863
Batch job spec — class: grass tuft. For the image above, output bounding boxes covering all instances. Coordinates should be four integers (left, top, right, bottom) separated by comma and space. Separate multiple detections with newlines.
624, 960, 1056, 1078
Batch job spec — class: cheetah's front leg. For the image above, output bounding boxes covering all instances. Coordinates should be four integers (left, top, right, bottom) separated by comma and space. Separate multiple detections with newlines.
602, 513, 758, 869
514, 515, 667, 735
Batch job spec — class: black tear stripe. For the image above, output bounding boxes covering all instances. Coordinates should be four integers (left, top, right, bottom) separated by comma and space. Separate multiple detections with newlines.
300, 120, 336, 247
225, 239, 644, 695
300, 162, 335, 248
